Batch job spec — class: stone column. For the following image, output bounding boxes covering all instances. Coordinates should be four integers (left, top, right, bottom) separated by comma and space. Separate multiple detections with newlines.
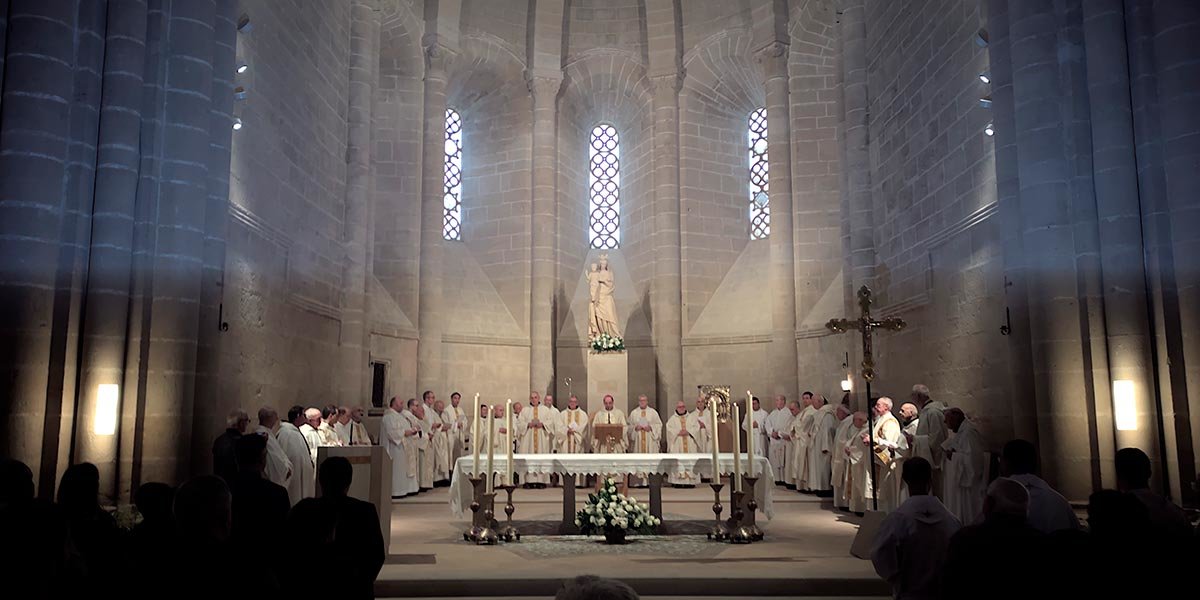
76, 0, 150, 499
528, 74, 561, 397
416, 39, 452, 395
839, 0, 876, 292
1081, 0, 1161, 462
650, 73, 683, 414
0, 0, 82, 483
1008, 0, 1096, 499
755, 41, 799, 399
338, 0, 379, 403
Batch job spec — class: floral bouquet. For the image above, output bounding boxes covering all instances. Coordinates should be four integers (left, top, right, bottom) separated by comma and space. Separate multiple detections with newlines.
575, 478, 660, 543
590, 332, 626, 353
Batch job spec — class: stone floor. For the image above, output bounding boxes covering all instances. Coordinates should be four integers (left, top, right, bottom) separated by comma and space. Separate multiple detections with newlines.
377, 485, 887, 598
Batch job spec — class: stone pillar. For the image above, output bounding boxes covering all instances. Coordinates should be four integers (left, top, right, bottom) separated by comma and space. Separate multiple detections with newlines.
338, 0, 379, 403
76, 0, 150, 500
0, 0, 82, 485
416, 39, 452, 395
839, 0, 876, 292
650, 73, 683, 414
1008, 0, 1096, 499
528, 74, 561, 397
755, 41, 799, 400
1081, 0, 1161, 464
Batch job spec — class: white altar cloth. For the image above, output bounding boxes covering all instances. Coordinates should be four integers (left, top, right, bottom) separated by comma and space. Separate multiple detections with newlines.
449, 453, 775, 519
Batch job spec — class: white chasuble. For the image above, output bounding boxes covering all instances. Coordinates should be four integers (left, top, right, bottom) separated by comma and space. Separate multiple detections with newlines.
382, 409, 418, 497
940, 420, 987, 523
626, 406, 662, 486
764, 409, 795, 483
872, 411, 908, 512
665, 411, 699, 485
521, 404, 555, 484
830, 415, 857, 508
807, 404, 839, 492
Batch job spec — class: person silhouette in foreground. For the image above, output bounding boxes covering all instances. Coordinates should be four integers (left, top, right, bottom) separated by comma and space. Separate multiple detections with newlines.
129, 482, 177, 600
556, 575, 640, 600
57, 463, 122, 596
285, 456, 386, 599
2, 459, 69, 598
870, 457, 960, 600
230, 433, 291, 592
172, 475, 238, 599
941, 477, 1045, 600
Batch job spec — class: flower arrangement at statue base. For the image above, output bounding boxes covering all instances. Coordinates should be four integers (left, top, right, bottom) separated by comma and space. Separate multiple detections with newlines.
575, 478, 660, 544
590, 332, 626, 354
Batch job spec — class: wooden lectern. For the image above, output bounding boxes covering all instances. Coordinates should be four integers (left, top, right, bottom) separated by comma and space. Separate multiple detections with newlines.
592, 423, 625, 454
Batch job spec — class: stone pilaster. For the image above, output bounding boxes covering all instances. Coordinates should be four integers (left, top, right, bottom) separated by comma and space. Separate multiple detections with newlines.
839, 0, 875, 293
337, 0, 379, 403
650, 72, 683, 415
528, 73, 561, 397
416, 38, 453, 395
755, 41, 798, 400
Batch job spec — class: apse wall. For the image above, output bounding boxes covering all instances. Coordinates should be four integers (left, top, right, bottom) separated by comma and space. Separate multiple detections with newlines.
854, 0, 1013, 445
222, 0, 354, 442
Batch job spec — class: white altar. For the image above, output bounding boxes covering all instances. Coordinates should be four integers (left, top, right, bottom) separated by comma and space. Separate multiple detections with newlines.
449, 453, 774, 526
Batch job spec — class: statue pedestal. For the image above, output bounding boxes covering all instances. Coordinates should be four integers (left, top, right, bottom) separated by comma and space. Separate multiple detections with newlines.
586, 351, 628, 413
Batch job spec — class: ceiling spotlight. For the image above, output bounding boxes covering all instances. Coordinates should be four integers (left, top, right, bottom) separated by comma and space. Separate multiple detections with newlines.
978, 72, 991, 84
232, 117, 243, 131
979, 95, 993, 108
984, 123, 995, 136
237, 14, 252, 33
976, 28, 989, 47
234, 86, 247, 100
237, 61, 249, 74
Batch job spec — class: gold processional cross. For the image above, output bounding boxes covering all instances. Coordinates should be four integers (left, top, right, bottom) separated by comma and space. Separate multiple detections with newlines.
825, 285, 906, 511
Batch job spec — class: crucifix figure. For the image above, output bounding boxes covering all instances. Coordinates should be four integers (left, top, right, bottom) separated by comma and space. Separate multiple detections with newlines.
825, 285, 906, 511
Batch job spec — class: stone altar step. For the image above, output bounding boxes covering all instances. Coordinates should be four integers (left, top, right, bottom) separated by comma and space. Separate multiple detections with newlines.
375, 577, 890, 598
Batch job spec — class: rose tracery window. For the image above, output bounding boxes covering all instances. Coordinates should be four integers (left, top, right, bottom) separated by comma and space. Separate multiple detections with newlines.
443, 108, 463, 241
588, 123, 621, 249
748, 107, 770, 240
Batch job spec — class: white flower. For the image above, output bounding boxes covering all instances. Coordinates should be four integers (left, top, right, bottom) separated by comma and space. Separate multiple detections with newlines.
607, 508, 615, 516
575, 518, 582, 527
616, 494, 625, 502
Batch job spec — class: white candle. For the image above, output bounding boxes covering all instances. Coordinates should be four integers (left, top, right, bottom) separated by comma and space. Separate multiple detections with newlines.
732, 403, 742, 493
472, 393, 481, 476
486, 402, 496, 494
505, 399, 514, 486
745, 390, 755, 477
710, 398, 720, 483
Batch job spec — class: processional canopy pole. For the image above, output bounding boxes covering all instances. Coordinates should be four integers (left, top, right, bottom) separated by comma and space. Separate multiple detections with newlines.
825, 285, 906, 512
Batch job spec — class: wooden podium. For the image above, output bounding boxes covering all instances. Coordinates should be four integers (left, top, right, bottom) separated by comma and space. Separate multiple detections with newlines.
592, 423, 625, 454
317, 445, 393, 551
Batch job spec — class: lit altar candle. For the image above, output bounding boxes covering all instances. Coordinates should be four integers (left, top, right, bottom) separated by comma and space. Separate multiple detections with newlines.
732, 403, 742, 492
709, 398, 720, 483
745, 390, 755, 477
505, 398, 514, 486
486, 401, 496, 494
472, 393, 481, 476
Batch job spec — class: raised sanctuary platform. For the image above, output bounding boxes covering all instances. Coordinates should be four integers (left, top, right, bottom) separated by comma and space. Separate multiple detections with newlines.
375, 486, 888, 599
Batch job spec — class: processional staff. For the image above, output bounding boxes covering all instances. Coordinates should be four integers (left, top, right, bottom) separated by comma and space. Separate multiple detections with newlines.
825, 285, 906, 512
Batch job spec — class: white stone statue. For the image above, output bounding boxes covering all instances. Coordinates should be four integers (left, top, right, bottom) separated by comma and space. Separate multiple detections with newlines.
588, 254, 620, 338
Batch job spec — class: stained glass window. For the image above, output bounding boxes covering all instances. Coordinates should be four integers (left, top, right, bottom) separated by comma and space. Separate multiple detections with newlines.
748, 107, 770, 240
443, 108, 463, 241
588, 123, 620, 249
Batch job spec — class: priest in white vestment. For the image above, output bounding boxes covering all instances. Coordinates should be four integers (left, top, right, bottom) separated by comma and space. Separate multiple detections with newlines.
665, 400, 699, 486
829, 405, 854, 509
844, 411, 872, 513
909, 384, 948, 497
430, 400, 452, 483
334, 407, 352, 445
789, 394, 817, 489
899, 403, 919, 441
276, 406, 314, 505
807, 397, 838, 494
556, 395, 589, 486
317, 405, 343, 447
402, 399, 433, 491
383, 397, 419, 497
299, 408, 323, 464
941, 408, 987, 523
521, 392, 555, 486
870, 397, 909, 512
626, 395, 662, 486
593, 395, 627, 454
442, 393, 469, 466
255, 407, 293, 489
764, 395, 794, 485
779, 400, 803, 487
742, 396, 769, 458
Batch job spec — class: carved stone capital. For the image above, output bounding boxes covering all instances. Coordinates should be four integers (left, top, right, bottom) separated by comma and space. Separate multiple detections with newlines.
422, 35, 456, 78
650, 71, 684, 96
754, 41, 790, 81
525, 72, 563, 106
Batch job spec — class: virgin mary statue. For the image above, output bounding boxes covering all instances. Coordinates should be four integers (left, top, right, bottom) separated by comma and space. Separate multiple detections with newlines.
588, 254, 620, 339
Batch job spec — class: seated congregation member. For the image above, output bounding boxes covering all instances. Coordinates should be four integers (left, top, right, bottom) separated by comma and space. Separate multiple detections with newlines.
58, 463, 122, 595
1115, 447, 1191, 540
2, 459, 70, 599
871, 458, 960, 600
941, 478, 1046, 600
1000, 439, 1079, 533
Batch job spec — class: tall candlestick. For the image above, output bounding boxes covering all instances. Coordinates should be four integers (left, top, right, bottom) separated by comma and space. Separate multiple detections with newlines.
472, 393, 481, 476
505, 399, 514, 486
732, 403, 742, 492
486, 402, 496, 494
745, 390, 755, 477
709, 398, 720, 482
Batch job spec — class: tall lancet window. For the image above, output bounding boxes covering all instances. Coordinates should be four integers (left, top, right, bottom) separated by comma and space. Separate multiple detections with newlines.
748, 107, 770, 240
588, 123, 621, 249
443, 108, 463, 241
